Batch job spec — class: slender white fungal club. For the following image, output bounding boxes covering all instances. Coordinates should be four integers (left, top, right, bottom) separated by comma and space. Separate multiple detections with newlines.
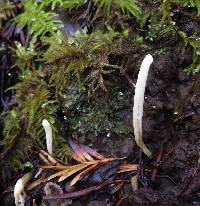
42, 119, 53, 155
14, 172, 31, 206
133, 54, 153, 157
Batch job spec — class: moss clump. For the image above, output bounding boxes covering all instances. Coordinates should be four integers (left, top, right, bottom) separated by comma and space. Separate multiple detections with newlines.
44, 29, 127, 95
61, 85, 132, 137
1, 69, 71, 179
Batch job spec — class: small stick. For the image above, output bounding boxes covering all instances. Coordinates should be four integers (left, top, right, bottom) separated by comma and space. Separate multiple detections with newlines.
151, 146, 164, 182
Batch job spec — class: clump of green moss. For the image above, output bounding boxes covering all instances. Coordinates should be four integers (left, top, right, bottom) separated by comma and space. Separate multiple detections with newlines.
1, 68, 71, 178
61, 85, 132, 138
44, 29, 128, 95
178, 31, 200, 74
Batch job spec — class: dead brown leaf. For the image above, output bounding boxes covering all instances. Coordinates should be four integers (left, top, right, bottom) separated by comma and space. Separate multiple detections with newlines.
27, 140, 138, 191
69, 139, 104, 162
118, 164, 139, 173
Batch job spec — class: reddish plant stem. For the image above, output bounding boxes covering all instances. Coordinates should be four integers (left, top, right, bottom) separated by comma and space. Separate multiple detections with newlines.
151, 146, 163, 182
44, 180, 123, 200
